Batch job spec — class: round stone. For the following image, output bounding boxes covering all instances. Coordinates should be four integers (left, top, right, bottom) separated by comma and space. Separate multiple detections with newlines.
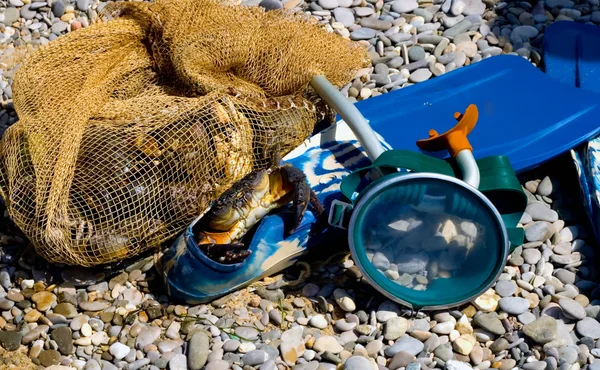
391, 0, 418, 13
499, 297, 530, 315
577, 318, 600, 339
310, 314, 328, 329
456, 41, 478, 57
344, 356, 373, 369
559, 298, 586, 320
110, 342, 130, 360
313, 336, 344, 354
495, 280, 516, 297
522, 249, 542, 265
408, 46, 425, 61
333, 8, 354, 27
31, 291, 57, 312
318, 0, 338, 8
523, 317, 557, 344
3, 8, 20, 25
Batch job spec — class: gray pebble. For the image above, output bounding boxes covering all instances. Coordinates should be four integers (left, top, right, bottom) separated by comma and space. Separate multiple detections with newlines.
523, 249, 542, 265
20, 4, 37, 20
51, 21, 68, 34
343, 355, 372, 369
522, 361, 548, 370
526, 202, 559, 222
537, 176, 553, 196
350, 28, 377, 40
518, 311, 536, 325
188, 332, 210, 369
577, 318, 600, 339
442, 19, 472, 38
391, 0, 419, 13
495, 280, 516, 297
2, 8, 20, 25
333, 8, 354, 27
473, 313, 506, 335
499, 297, 530, 315
409, 68, 432, 83
384, 335, 424, 356
223, 340, 240, 352
259, 0, 283, 10
559, 298, 586, 320
408, 46, 425, 61
525, 221, 552, 242
242, 350, 269, 366
438, 52, 457, 65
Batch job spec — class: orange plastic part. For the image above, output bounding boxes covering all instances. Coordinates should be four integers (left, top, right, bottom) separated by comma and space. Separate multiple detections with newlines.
416, 104, 479, 157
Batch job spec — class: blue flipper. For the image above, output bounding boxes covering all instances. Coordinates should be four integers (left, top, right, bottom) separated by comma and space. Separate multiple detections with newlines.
543, 20, 600, 241
347, 54, 600, 174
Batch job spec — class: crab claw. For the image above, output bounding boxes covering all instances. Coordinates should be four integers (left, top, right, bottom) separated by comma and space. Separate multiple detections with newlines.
276, 165, 325, 234
198, 241, 252, 264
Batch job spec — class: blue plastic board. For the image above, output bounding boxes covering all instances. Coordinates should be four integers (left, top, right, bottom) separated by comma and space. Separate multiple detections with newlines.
543, 21, 600, 93
340, 54, 600, 173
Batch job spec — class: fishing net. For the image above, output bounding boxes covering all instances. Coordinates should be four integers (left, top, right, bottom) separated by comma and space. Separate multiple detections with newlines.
0, 0, 369, 267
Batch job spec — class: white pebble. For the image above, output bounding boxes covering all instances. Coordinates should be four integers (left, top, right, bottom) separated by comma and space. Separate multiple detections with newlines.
80, 323, 92, 337
238, 342, 256, 353
21, 280, 34, 290
310, 314, 328, 329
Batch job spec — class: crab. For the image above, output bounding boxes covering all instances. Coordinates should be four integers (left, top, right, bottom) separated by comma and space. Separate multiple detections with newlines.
192, 161, 325, 264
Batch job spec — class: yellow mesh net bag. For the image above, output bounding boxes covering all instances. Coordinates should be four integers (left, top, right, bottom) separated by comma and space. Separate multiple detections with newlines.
0, 0, 369, 267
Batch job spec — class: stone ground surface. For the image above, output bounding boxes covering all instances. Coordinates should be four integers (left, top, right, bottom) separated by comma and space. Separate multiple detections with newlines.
1, 0, 600, 369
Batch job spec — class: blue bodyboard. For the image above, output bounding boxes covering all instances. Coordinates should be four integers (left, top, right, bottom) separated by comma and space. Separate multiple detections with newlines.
347, 54, 600, 174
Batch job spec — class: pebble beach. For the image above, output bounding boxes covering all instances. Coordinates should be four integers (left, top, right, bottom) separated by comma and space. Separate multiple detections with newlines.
1, 0, 600, 369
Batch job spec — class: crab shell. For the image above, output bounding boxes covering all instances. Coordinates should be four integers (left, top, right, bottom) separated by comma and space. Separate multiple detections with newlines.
195, 165, 294, 246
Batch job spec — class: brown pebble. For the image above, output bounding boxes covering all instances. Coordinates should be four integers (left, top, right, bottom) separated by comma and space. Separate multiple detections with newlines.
138, 311, 148, 323
128, 270, 142, 282
574, 294, 590, 308
33, 282, 45, 292
249, 297, 261, 307
526, 293, 540, 308
410, 330, 431, 341
71, 21, 82, 30
454, 353, 470, 362
31, 291, 57, 312
112, 314, 123, 326
101, 311, 114, 323
500, 359, 516, 370
144, 344, 157, 353
22, 288, 35, 299
174, 305, 187, 316
24, 309, 42, 323
539, 295, 552, 309
101, 350, 113, 361
492, 361, 502, 368
38, 350, 60, 367
462, 305, 477, 318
